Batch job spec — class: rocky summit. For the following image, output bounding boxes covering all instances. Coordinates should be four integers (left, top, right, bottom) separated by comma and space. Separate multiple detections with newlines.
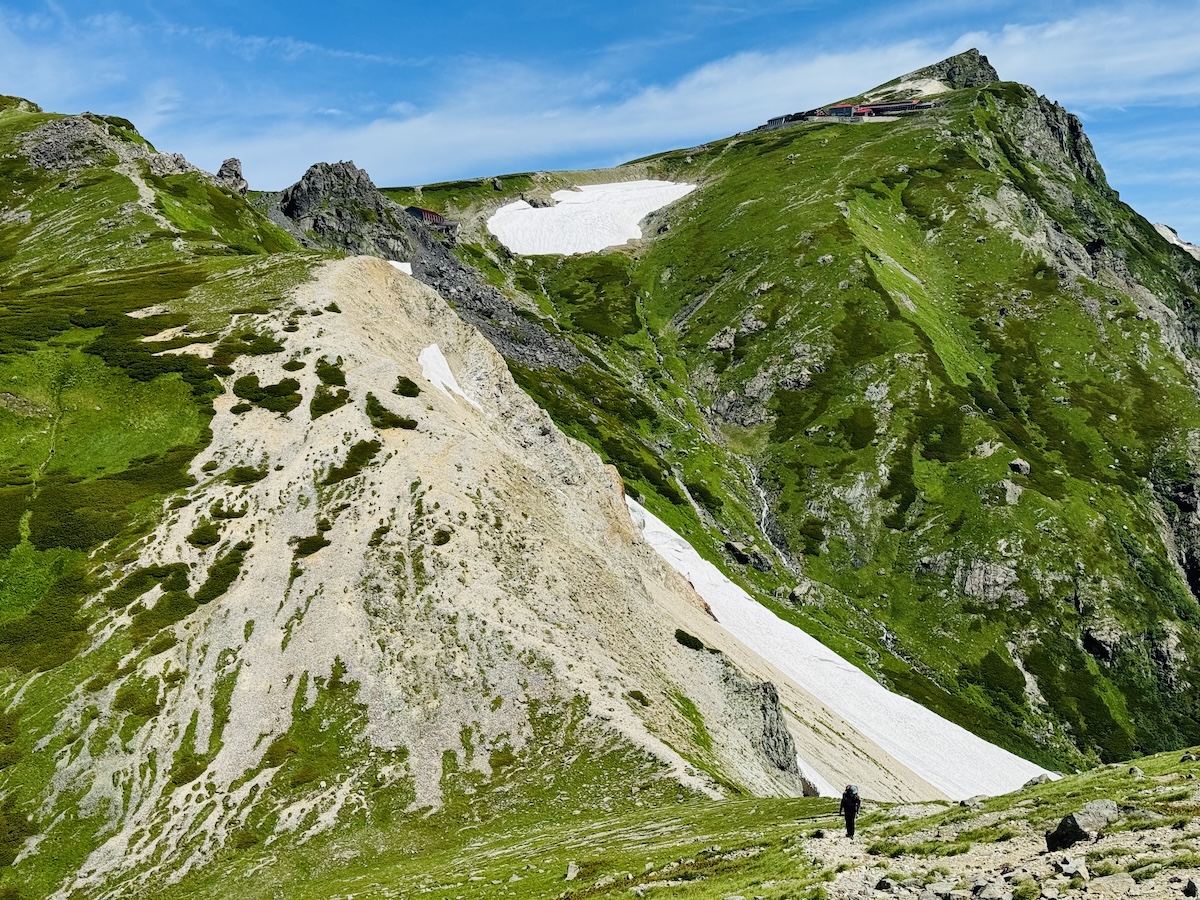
1, 48, 1200, 899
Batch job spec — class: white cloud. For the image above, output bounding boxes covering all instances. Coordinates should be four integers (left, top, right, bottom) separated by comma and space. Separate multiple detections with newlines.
171, 40, 949, 188
954, 6, 1200, 106
3, 0, 1198, 238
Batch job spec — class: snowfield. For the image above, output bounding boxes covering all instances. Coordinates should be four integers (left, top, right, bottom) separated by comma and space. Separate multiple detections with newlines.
486, 180, 696, 255
419, 343, 481, 409
627, 498, 1057, 800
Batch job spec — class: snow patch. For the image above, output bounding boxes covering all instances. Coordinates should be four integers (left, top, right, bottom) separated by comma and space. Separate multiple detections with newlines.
486, 180, 696, 255
388, 261, 413, 275
626, 497, 1056, 800
419, 343, 481, 409
870, 77, 948, 99
1154, 223, 1200, 261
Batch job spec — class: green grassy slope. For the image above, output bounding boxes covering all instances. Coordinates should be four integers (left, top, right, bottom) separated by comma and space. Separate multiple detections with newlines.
115, 746, 1200, 899
432, 81, 1200, 771
0, 97, 327, 897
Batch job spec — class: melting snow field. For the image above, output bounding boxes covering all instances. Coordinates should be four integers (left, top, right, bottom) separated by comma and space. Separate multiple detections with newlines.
486, 180, 696, 255
419, 344, 480, 409
627, 498, 1056, 799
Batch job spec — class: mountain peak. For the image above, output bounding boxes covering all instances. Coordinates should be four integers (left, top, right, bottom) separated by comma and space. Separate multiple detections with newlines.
903, 48, 1000, 90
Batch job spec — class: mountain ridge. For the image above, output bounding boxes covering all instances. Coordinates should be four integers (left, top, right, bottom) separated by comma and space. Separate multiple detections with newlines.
372, 54, 1200, 773
4, 47, 1200, 897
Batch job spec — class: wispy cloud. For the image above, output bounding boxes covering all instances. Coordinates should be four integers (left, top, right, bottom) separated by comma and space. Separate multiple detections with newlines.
954, 5, 1200, 107
177, 40, 944, 188
154, 22, 431, 67
2, 1, 1198, 238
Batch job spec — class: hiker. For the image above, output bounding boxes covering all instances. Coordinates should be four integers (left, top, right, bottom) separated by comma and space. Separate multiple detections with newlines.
839, 784, 861, 838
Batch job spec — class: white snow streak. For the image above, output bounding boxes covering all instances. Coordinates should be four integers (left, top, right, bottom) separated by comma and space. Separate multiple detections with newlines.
486, 180, 696, 255
418, 344, 481, 409
626, 498, 1056, 800
388, 261, 414, 275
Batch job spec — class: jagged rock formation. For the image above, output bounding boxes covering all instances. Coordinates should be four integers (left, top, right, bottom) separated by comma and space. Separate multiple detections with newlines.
902, 47, 1000, 90
215, 157, 249, 195
20, 113, 200, 177
265, 160, 419, 259
258, 160, 586, 373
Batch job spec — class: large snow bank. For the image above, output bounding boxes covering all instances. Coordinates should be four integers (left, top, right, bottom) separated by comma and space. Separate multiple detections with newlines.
486, 180, 695, 255
419, 344, 480, 409
626, 498, 1055, 800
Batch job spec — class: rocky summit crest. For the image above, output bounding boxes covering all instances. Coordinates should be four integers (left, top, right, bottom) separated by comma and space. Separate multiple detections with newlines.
902, 47, 1000, 90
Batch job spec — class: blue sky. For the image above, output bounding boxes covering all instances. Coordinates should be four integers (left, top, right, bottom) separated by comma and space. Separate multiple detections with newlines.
2, 1, 1199, 241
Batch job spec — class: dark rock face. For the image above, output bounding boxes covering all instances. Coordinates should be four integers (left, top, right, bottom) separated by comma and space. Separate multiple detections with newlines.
724, 541, 772, 572
262, 160, 586, 374
271, 160, 419, 261
1152, 469, 1200, 606
1045, 799, 1119, 850
412, 240, 587, 373
1017, 94, 1112, 193
215, 158, 248, 195
721, 674, 801, 778
755, 682, 799, 774
904, 48, 1000, 90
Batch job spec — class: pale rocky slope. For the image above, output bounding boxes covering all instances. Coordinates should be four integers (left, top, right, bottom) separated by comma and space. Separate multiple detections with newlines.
41, 256, 958, 897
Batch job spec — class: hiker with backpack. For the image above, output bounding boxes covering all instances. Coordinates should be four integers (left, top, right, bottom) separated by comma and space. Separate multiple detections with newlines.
839, 784, 861, 838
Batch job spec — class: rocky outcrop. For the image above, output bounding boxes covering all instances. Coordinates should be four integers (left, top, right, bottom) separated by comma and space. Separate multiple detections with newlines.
215, 157, 248, 195
268, 160, 419, 260
412, 239, 587, 372
902, 48, 999, 90
995, 87, 1112, 194
955, 559, 1024, 607
259, 161, 586, 374
1152, 467, 1200, 602
725, 540, 773, 572
20, 114, 200, 177
1044, 799, 1119, 850
719, 668, 815, 794
1082, 620, 1126, 665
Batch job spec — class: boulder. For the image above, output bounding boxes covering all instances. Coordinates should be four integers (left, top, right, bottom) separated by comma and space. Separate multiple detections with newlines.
1045, 800, 1119, 851
1024, 774, 1051, 787
725, 541, 752, 564
1054, 856, 1089, 880
1009, 458, 1031, 475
